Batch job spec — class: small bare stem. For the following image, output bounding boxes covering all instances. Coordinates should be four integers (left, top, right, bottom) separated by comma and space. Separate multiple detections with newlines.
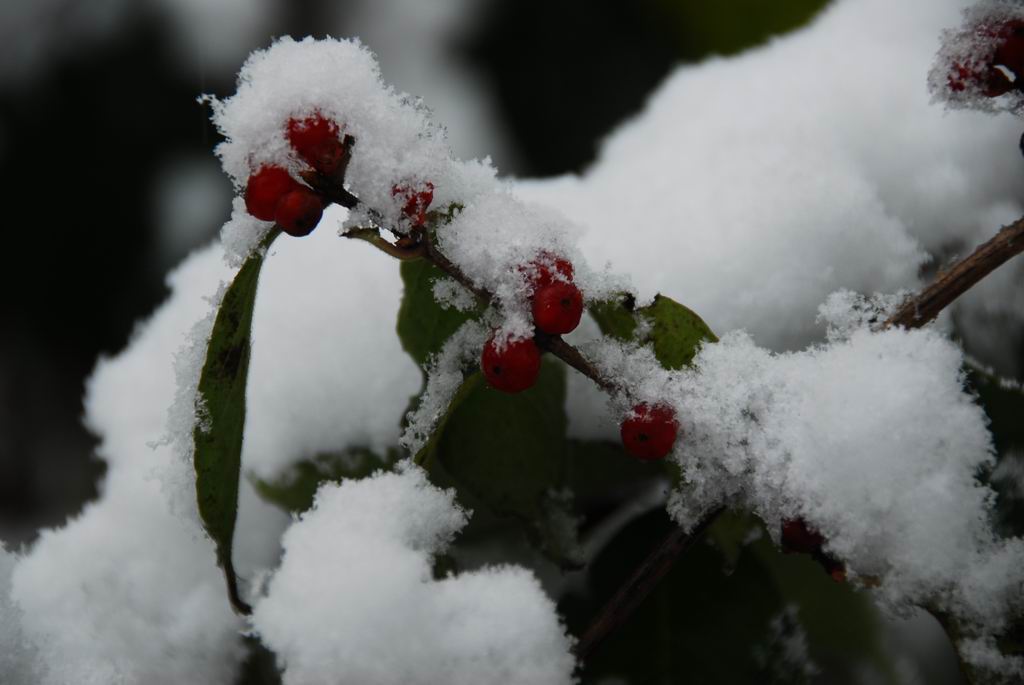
885, 217, 1024, 329
571, 508, 723, 660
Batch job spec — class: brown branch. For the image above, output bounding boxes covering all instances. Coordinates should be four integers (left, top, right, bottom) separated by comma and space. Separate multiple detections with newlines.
885, 217, 1024, 329
539, 333, 618, 393
572, 507, 724, 660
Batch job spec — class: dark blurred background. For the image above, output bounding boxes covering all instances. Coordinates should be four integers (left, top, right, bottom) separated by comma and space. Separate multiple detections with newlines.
0, 0, 829, 545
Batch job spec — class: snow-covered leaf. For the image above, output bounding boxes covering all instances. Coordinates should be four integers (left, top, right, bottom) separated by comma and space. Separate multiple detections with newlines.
589, 294, 638, 342
193, 229, 277, 613
434, 359, 567, 529
592, 293, 717, 369
640, 294, 719, 369
397, 259, 482, 369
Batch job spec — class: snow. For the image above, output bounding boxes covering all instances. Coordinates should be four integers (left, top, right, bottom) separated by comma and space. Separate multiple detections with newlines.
0, 545, 36, 683
208, 35, 498, 258
432, 276, 479, 312
2, 250, 268, 685
516, 0, 1024, 359
252, 467, 577, 685
754, 606, 819, 681
400, 320, 487, 456
662, 321, 1023, 668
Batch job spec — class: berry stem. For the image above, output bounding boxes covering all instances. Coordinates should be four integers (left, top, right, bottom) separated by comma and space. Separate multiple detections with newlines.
571, 508, 724, 661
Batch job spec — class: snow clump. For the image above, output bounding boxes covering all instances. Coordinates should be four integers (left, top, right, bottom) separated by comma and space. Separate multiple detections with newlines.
252, 466, 577, 685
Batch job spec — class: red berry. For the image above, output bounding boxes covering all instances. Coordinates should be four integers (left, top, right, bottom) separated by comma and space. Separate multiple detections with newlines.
245, 166, 301, 221
532, 281, 584, 334
995, 33, 1024, 77
620, 403, 678, 460
392, 182, 434, 227
286, 114, 346, 175
481, 334, 541, 393
780, 518, 825, 555
274, 187, 324, 237
984, 66, 1015, 97
522, 252, 574, 292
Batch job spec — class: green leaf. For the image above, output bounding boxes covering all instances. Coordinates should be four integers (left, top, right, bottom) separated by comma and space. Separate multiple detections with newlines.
574, 510, 792, 684
567, 509, 894, 684
563, 438, 674, 508
589, 294, 638, 341
251, 446, 400, 513
193, 229, 278, 615
435, 358, 567, 520
412, 372, 483, 468
590, 292, 717, 369
639, 294, 718, 369
748, 528, 895, 683
396, 259, 482, 368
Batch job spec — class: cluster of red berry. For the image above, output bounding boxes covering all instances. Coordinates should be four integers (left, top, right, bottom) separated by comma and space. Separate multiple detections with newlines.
244, 113, 346, 236
948, 19, 1024, 96
248, 114, 679, 459
244, 112, 435, 237
479, 255, 679, 460
780, 518, 846, 583
479, 254, 583, 392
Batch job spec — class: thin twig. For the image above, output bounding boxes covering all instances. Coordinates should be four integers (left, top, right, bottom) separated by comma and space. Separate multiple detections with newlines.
885, 217, 1024, 329
572, 507, 724, 660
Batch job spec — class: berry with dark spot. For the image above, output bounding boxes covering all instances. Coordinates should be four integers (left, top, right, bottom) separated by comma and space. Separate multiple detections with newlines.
532, 281, 584, 334
481, 334, 541, 393
620, 403, 678, 460
275, 187, 324, 237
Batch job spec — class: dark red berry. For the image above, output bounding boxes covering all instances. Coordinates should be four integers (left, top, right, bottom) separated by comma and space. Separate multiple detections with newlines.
392, 182, 434, 227
532, 281, 584, 335
522, 252, 574, 292
780, 518, 825, 555
481, 334, 541, 393
286, 114, 346, 175
620, 403, 678, 460
245, 166, 301, 221
274, 187, 324, 237
995, 33, 1024, 77
984, 67, 1015, 97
